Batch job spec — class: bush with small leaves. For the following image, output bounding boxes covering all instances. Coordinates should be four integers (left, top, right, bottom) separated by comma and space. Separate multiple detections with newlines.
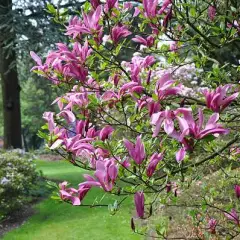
0, 150, 38, 219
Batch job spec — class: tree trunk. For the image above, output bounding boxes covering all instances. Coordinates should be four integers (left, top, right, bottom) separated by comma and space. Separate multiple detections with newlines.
0, 0, 22, 149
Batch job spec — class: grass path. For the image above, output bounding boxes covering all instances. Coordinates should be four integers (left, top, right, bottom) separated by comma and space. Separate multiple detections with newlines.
3, 159, 141, 240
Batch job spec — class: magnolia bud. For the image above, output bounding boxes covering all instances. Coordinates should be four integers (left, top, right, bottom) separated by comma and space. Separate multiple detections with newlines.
149, 205, 153, 217
180, 98, 185, 107
166, 182, 171, 193
174, 189, 178, 197
131, 218, 135, 232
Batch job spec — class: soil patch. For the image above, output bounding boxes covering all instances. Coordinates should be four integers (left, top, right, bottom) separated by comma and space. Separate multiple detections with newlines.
0, 205, 35, 238
37, 154, 62, 161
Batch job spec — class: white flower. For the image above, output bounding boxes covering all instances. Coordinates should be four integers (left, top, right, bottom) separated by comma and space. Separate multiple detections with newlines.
190, 80, 198, 85
1, 177, 10, 185
133, 52, 142, 57
102, 35, 110, 45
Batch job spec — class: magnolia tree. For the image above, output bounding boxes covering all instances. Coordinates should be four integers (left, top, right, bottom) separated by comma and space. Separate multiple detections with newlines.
31, 0, 240, 238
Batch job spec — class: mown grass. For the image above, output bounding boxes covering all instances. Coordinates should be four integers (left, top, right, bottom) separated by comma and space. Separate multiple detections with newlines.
3, 159, 141, 240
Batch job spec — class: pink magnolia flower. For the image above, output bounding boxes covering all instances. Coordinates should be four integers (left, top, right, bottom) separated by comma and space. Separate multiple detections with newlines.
52, 97, 64, 111
175, 114, 190, 142
137, 97, 149, 111
123, 2, 133, 10
133, 7, 140, 17
149, 23, 159, 35
170, 108, 229, 140
138, 97, 161, 116
49, 139, 64, 150
234, 185, 240, 199
132, 35, 154, 47
71, 140, 95, 154
152, 107, 229, 140
227, 20, 240, 33
127, 56, 155, 83
90, 0, 101, 9
96, 147, 110, 158
53, 127, 67, 140
120, 81, 144, 97
30, 51, 49, 77
111, 25, 131, 44
66, 16, 85, 39
86, 127, 99, 138
80, 159, 118, 192
130, 55, 155, 69
151, 108, 229, 162
176, 147, 186, 162
208, 6, 216, 21
202, 85, 238, 113
72, 41, 92, 64
224, 209, 239, 225
32, 41, 92, 83
148, 98, 161, 116
143, 0, 158, 19
151, 109, 175, 137
124, 136, 146, 164
170, 41, 178, 52
63, 91, 89, 110
59, 181, 80, 205
230, 146, 240, 156
146, 152, 164, 177
62, 135, 80, 152
82, 5, 102, 33
186, 109, 229, 139
163, 7, 172, 28
207, 218, 217, 234
78, 184, 91, 201
101, 90, 120, 102
94, 159, 118, 191
134, 191, 145, 218
105, 0, 118, 12
158, 0, 172, 15
66, 6, 103, 44
43, 112, 55, 133
109, 73, 121, 87
75, 120, 88, 136
99, 125, 114, 141
155, 74, 182, 100
80, 174, 101, 188
69, 64, 88, 82
59, 135, 94, 155
120, 158, 131, 168
30, 51, 42, 66
57, 110, 76, 123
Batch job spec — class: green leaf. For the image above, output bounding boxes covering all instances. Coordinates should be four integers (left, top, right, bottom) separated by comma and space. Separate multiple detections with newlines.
46, 3, 56, 14
189, 8, 196, 17
203, 135, 215, 142
93, 140, 106, 149
37, 130, 48, 139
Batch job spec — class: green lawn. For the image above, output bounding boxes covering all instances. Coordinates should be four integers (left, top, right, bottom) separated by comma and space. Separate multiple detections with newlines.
3, 159, 142, 240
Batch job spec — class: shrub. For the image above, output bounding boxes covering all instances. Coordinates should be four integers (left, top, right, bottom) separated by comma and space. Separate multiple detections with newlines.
0, 149, 38, 219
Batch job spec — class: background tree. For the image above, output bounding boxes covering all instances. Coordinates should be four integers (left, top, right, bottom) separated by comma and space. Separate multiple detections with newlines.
0, 0, 89, 149
0, 0, 22, 149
